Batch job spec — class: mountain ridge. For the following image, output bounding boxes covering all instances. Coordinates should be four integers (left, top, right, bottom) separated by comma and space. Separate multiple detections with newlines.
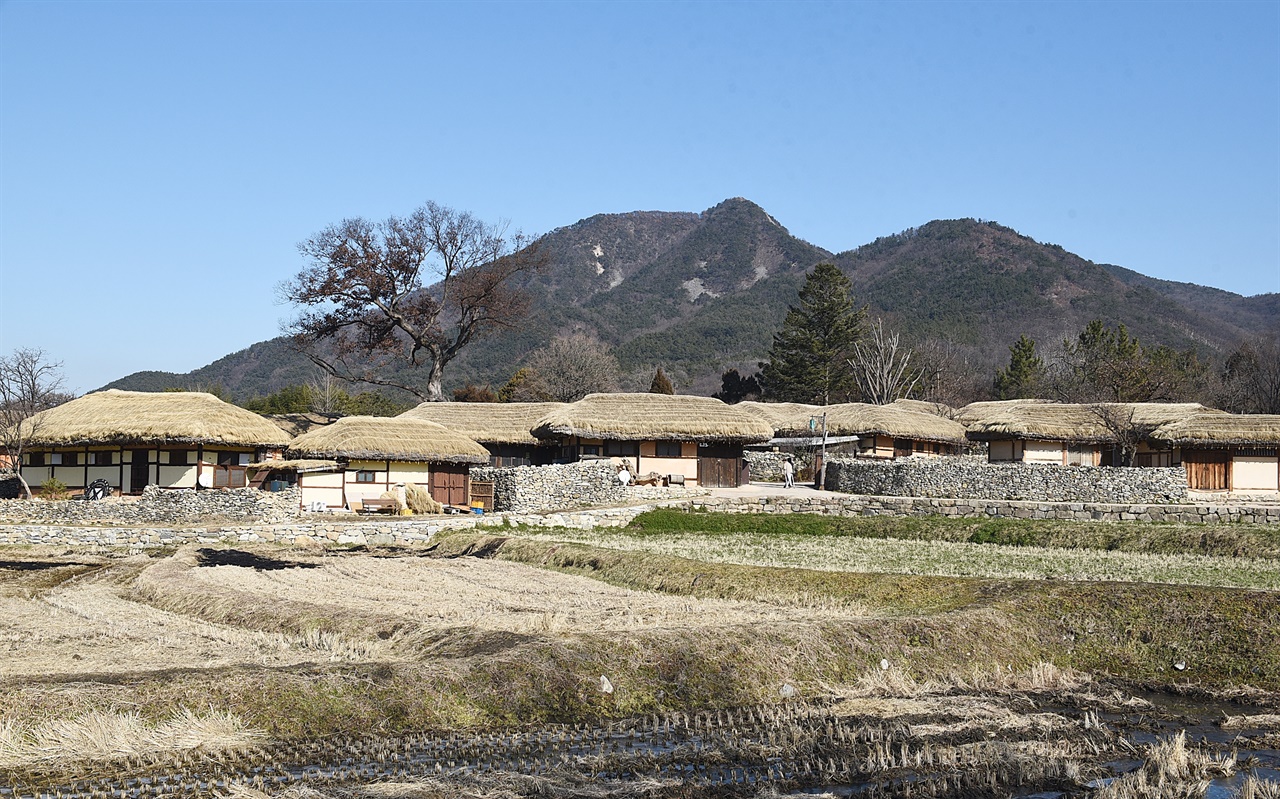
102, 199, 1278, 400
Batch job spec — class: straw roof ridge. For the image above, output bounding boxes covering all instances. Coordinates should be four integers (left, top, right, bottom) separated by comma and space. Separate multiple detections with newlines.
966, 402, 1227, 443
399, 402, 568, 445
735, 401, 822, 432
23, 390, 292, 448
531, 393, 773, 443
287, 416, 490, 463
788, 403, 967, 444
954, 399, 1057, 426
1152, 413, 1280, 447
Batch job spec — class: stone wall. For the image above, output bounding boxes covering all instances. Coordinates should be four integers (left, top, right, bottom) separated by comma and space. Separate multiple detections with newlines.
744, 451, 818, 483
690, 493, 1280, 525
0, 485, 302, 526
824, 456, 1189, 505
471, 461, 627, 513
471, 461, 708, 514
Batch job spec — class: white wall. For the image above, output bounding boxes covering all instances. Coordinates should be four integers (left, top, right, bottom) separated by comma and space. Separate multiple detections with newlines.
1234, 456, 1280, 491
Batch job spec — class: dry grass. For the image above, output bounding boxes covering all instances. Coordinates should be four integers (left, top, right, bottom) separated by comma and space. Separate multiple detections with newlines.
516, 527, 1280, 590
1221, 713, 1280, 730
1095, 731, 1236, 799
0, 707, 263, 769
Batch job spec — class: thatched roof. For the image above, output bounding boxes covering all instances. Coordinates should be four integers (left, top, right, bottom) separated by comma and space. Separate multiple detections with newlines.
1152, 414, 1280, 448
966, 402, 1227, 443
23, 390, 292, 448
266, 413, 341, 437
812, 403, 967, 445
953, 399, 1056, 426
531, 393, 774, 443
399, 402, 567, 445
287, 416, 490, 464
735, 401, 822, 433
247, 459, 340, 474
888, 399, 956, 418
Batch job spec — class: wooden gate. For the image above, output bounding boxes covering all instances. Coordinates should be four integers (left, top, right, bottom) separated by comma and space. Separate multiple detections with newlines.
429, 464, 469, 506
697, 457, 741, 488
1183, 450, 1229, 491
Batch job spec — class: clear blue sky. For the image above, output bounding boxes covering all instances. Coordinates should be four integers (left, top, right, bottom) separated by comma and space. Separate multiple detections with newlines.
2, 0, 1277, 394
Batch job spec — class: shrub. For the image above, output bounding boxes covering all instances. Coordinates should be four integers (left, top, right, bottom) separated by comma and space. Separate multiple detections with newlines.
39, 477, 70, 501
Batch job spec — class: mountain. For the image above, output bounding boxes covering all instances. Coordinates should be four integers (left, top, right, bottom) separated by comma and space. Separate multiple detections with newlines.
103, 201, 1278, 400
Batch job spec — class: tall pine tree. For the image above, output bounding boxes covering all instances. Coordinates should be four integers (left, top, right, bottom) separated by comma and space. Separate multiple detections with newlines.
759, 263, 865, 405
649, 367, 675, 394
993, 335, 1045, 399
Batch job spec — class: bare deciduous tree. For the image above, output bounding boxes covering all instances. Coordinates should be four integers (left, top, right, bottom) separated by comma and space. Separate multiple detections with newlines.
0, 349, 69, 499
847, 318, 920, 405
281, 201, 545, 402
1220, 331, 1280, 414
523, 335, 621, 402
1088, 403, 1158, 467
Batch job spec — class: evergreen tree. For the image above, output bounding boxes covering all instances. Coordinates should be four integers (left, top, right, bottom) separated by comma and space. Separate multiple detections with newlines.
759, 263, 865, 405
712, 368, 762, 404
649, 367, 675, 395
993, 335, 1045, 399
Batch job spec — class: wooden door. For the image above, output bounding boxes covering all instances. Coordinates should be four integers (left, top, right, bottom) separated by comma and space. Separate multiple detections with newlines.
129, 450, 150, 494
893, 439, 912, 459
429, 464, 469, 506
697, 457, 740, 488
1184, 450, 1229, 491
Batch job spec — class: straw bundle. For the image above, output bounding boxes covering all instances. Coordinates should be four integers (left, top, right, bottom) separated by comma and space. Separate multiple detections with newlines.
287, 416, 490, 463
399, 402, 567, 445
966, 402, 1225, 443
23, 390, 292, 447
531, 393, 774, 443
1152, 413, 1280, 448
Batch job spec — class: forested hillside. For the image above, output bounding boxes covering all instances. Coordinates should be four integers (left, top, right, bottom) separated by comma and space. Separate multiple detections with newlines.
104, 201, 1277, 401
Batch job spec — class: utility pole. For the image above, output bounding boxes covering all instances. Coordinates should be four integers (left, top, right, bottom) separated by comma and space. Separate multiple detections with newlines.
810, 411, 828, 490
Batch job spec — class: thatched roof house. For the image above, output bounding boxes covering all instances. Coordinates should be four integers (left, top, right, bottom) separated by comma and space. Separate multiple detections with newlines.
288, 416, 489, 464
531, 393, 773, 443
24, 389, 291, 448
1152, 414, 1280, 449
819, 403, 967, 457
285, 416, 489, 510
888, 398, 956, 418
18, 390, 293, 495
531, 393, 772, 488
400, 403, 567, 445
965, 403, 1224, 444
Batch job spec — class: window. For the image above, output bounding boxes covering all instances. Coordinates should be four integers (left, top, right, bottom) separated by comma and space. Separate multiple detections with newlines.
604, 441, 638, 457
61, 452, 78, 466
655, 441, 683, 458
93, 451, 113, 466
355, 471, 378, 483
580, 445, 601, 457
27, 452, 45, 466
168, 450, 188, 466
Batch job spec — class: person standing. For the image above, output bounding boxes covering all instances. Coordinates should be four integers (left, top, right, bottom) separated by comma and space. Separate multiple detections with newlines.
782, 457, 795, 488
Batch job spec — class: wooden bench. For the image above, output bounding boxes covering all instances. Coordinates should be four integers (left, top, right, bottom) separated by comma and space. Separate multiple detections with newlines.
357, 498, 399, 514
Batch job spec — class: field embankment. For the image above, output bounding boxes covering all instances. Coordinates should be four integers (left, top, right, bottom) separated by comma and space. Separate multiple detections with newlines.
1, 509, 1278, 795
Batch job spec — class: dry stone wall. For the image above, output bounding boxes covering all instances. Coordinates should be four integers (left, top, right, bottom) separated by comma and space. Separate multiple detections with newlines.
0, 485, 302, 526
471, 461, 708, 513
824, 456, 1189, 505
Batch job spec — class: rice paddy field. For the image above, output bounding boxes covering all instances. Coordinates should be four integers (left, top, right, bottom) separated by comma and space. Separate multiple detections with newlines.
1, 509, 1278, 797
